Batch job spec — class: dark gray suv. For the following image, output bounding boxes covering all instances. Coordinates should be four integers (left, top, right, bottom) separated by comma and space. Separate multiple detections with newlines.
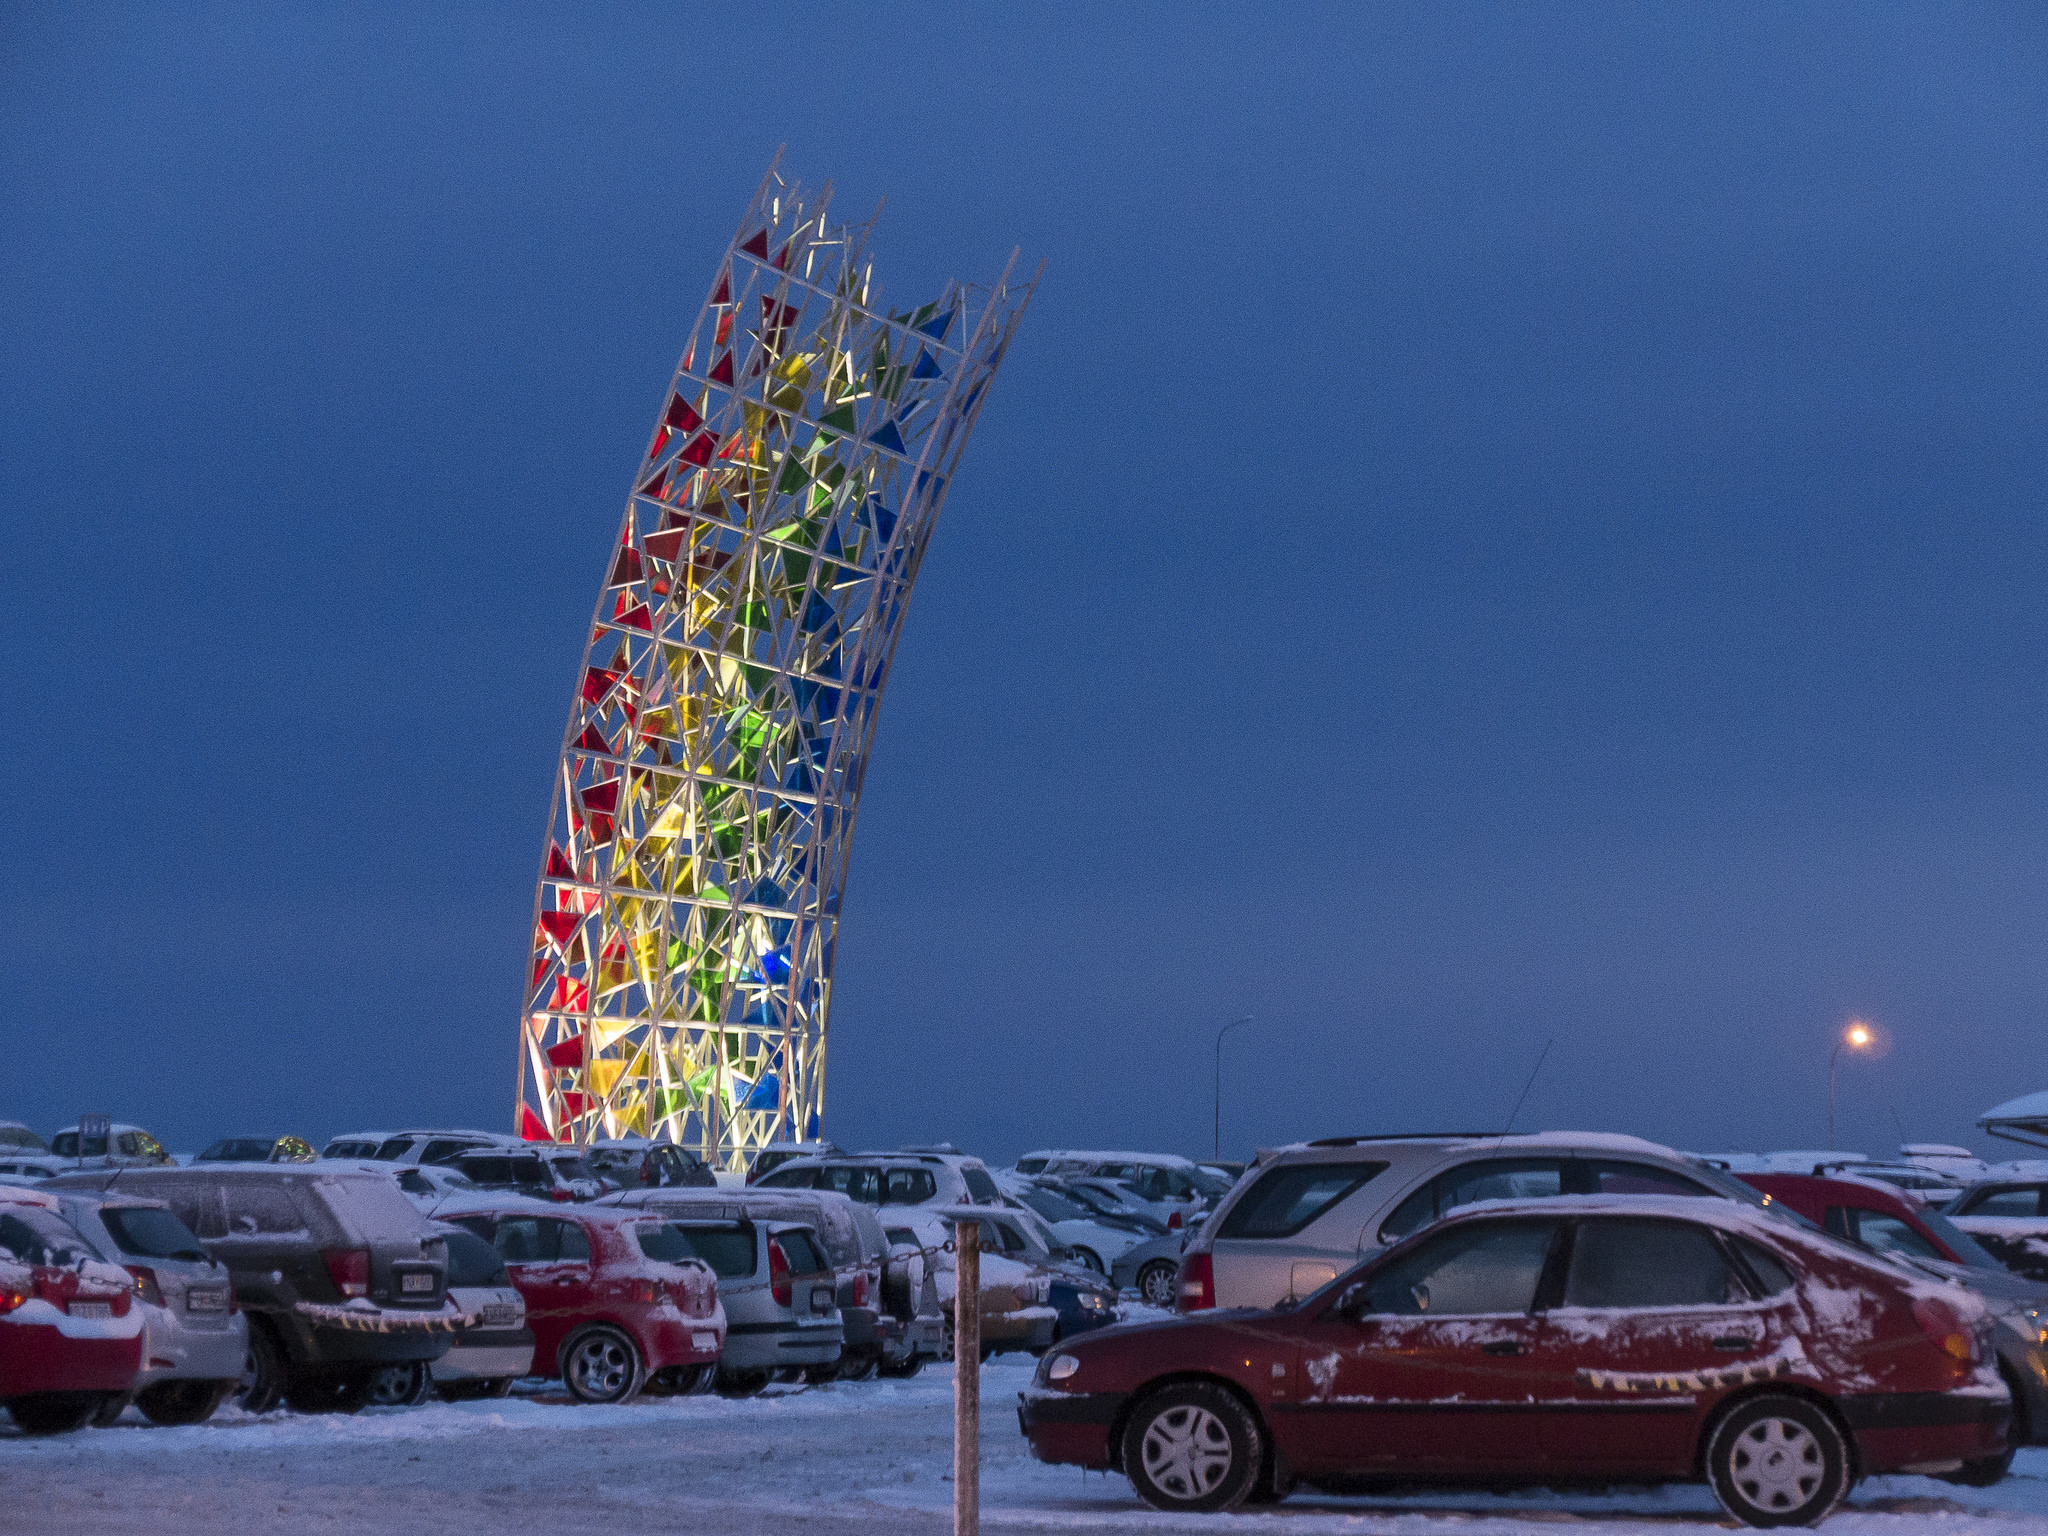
50, 1166, 456, 1413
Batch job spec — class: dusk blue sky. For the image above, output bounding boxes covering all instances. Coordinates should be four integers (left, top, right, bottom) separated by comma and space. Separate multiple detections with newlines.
5, 5, 2046, 1163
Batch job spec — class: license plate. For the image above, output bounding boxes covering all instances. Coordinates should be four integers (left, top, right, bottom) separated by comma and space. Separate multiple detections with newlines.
482, 1303, 518, 1327
400, 1273, 434, 1294
68, 1301, 111, 1319
186, 1289, 228, 1313
691, 1330, 718, 1352
810, 1286, 834, 1311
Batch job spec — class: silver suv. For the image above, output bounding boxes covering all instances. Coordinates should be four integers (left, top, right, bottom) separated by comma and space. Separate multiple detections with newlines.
1182, 1131, 1770, 1310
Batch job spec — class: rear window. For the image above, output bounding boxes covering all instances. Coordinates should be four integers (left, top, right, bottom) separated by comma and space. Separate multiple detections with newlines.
373, 1138, 415, 1161
816, 1166, 881, 1202
323, 1141, 379, 1160
672, 1222, 756, 1277
462, 1157, 513, 1183
1958, 1187, 2044, 1219
309, 1176, 432, 1243
961, 1166, 1000, 1203
101, 1206, 207, 1261
633, 1222, 701, 1265
1916, 1207, 2004, 1270
509, 1158, 550, 1187
1218, 1161, 1388, 1240
761, 1165, 819, 1190
773, 1229, 828, 1274
882, 1168, 937, 1205
549, 1157, 595, 1183
220, 1182, 310, 1236
442, 1227, 509, 1287
0, 1208, 103, 1265
419, 1139, 480, 1165
201, 1139, 275, 1162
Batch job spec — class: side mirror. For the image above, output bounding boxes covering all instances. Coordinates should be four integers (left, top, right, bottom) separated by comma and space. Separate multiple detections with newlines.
234, 1215, 258, 1235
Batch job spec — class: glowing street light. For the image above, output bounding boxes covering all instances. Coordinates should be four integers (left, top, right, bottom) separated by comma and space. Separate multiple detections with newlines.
1829, 1021, 1876, 1150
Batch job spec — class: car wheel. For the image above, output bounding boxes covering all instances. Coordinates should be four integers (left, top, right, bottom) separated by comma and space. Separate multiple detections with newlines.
1121, 1381, 1264, 1513
285, 1367, 374, 1415
1705, 1394, 1851, 1528
802, 1363, 839, 1386
1136, 1260, 1178, 1308
1938, 1449, 2016, 1487
643, 1364, 712, 1396
876, 1355, 925, 1380
714, 1368, 771, 1398
5, 1394, 99, 1435
561, 1326, 643, 1405
136, 1380, 232, 1427
365, 1361, 430, 1408
237, 1323, 287, 1415
90, 1392, 133, 1428
1073, 1248, 1105, 1274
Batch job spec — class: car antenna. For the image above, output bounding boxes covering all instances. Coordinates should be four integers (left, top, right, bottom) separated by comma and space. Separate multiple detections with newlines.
1500, 1037, 1555, 1137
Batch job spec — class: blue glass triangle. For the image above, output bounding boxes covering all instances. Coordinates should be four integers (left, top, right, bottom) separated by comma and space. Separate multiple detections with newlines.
917, 310, 954, 341
869, 419, 907, 456
911, 351, 942, 380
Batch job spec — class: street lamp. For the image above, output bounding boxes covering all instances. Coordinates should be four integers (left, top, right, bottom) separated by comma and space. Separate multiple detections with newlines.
1828, 1021, 1874, 1150
1214, 1015, 1254, 1161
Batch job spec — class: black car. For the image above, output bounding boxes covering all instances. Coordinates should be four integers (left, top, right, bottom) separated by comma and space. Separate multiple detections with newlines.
586, 1140, 718, 1190
48, 1165, 455, 1413
448, 1149, 602, 1202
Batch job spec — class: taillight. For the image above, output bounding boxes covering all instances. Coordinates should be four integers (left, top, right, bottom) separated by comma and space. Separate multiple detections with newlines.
322, 1248, 370, 1299
0, 1286, 25, 1315
852, 1272, 869, 1309
768, 1238, 792, 1307
640, 1161, 654, 1185
1913, 1295, 1975, 1364
629, 1278, 659, 1304
550, 1188, 574, 1203
125, 1266, 163, 1308
1168, 1209, 1184, 1231
1176, 1251, 1214, 1311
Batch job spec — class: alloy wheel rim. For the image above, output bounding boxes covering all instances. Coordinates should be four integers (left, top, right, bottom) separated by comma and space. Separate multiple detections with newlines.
572, 1336, 632, 1398
1141, 1404, 1233, 1500
1140, 1266, 1175, 1306
1730, 1416, 1823, 1511
367, 1366, 416, 1407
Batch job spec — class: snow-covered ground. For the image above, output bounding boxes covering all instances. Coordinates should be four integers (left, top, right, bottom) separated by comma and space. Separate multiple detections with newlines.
7, 1354, 2048, 1534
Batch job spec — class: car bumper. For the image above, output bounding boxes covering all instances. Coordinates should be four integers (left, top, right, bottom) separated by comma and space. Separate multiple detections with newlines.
135, 1311, 246, 1389
432, 1329, 536, 1382
281, 1301, 459, 1366
1840, 1389, 2012, 1472
1018, 1387, 1124, 1469
644, 1315, 725, 1369
0, 1321, 142, 1398
722, 1318, 844, 1370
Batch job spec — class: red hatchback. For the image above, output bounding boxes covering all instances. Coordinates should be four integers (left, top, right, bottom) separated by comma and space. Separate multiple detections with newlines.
439, 1203, 725, 1402
0, 1191, 144, 1433
1019, 1195, 2009, 1527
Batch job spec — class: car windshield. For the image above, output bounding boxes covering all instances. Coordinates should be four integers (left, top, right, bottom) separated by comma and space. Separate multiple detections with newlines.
200, 1139, 276, 1162
670, 1222, 755, 1277
1018, 1188, 1091, 1223
1917, 1206, 2007, 1270
0, 1208, 104, 1266
100, 1205, 207, 1261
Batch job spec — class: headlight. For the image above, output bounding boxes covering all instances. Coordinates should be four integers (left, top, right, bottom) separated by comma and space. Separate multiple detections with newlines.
1079, 1291, 1109, 1313
1046, 1353, 1080, 1382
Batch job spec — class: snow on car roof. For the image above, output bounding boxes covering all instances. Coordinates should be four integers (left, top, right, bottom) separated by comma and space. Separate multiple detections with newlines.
1981, 1090, 2048, 1127
1033, 1150, 1199, 1168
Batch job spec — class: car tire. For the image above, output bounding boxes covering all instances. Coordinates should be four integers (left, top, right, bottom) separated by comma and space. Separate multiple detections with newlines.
435, 1376, 516, 1404
136, 1380, 233, 1427
1705, 1394, 1851, 1528
1073, 1248, 1105, 1274
365, 1360, 431, 1408
90, 1392, 133, 1428
1121, 1381, 1265, 1513
1136, 1260, 1178, 1308
1937, 1449, 2016, 1487
6, 1394, 100, 1435
714, 1367, 771, 1398
876, 1355, 925, 1380
237, 1322, 287, 1415
802, 1363, 839, 1386
561, 1326, 643, 1405
644, 1364, 712, 1396
285, 1367, 374, 1415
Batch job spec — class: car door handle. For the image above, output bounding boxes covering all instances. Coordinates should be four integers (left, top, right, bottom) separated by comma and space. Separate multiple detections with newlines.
1712, 1336, 1759, 1351
1480, 1340, 1523, 1356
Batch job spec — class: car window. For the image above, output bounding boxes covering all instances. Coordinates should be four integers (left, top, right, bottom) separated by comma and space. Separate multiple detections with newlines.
1562, 1219, 1736, 1308
510, 1159, 550, 1187
1219, 1161, 1389, 1240
1019, 1188, 1090, 1224
1847, 1211, 1945, 1262
633, 1222, 700, 1265
447, 1215, 495, 1242
202, 1139, 274, 1162
1915, 1207, 2005, 1270
762, 1165, 820, 1190
220, 1182, 310, 1236
419, 1139, 478, 1165
774, 1229, 828, 1274
556, 1220, 591, 1262
494, 1216, 557, 1263
1959, 1187, 2043, 1219
1378, 1159, 1568, 1243
882, 1169, 936, 1205
673, 1222, 757, 1277
442, 1227, 510, 1287
1363, 1219, 1558, 1316
465, 1157, 513, 1184
549, 1157, 595, 1183
153, 1183, 227, 1240
885, 1226, 919, 1248
961, 1166, 1000, 1203
100, 1206, 206, 1261
816, 1165, 880, 1202
0, 1209, 103, 1266
373, 1138, 415, 1161
1015, 1158, 1048, 1174
974, 1219, 1026, 1254
1730, 1236, 1797, 1294
1587, 1161, 1712, 1197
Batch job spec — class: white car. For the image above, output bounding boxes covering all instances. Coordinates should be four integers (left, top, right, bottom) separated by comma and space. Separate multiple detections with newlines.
320, 1128, 517, 1167
997, 1177, 1147, 1274
366, 1222, 534, 1405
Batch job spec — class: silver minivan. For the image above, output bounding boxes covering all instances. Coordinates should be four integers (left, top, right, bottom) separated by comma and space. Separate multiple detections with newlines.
55, 1192, 244, 1424
1182, 1131, 1774, 1310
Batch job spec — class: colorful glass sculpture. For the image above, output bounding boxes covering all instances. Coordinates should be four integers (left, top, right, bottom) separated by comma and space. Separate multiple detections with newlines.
517, 161, 1035, 1168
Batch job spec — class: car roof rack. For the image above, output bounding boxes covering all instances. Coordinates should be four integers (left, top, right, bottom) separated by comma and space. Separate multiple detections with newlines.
1305, 1132, 1516, 1147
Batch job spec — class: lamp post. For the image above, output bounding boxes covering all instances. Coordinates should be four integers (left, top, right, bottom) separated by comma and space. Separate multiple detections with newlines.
1214, 1015, 1253, 1161
1828, 1021, 1874, 1150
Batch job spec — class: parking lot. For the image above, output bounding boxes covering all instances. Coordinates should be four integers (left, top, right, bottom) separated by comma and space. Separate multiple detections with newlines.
5, 1354, 2048, 1535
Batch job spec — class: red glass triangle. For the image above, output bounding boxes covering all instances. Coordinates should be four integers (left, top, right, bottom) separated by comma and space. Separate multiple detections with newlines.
709, 351, 735, 386
739, 229, 770, 259
664, 394, 702, 434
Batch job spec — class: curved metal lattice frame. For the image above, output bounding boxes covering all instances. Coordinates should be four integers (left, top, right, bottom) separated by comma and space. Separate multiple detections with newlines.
517, 162, 1035, 1167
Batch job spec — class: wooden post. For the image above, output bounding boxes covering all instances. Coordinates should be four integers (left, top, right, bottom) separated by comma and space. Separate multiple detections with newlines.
954, 1218, 980, 1536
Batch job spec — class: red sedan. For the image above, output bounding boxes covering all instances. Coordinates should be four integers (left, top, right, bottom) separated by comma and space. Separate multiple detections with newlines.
0, 1190, 144, 1433
438, 1203, 725, 1402
1018, 1195, 2008, 1527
